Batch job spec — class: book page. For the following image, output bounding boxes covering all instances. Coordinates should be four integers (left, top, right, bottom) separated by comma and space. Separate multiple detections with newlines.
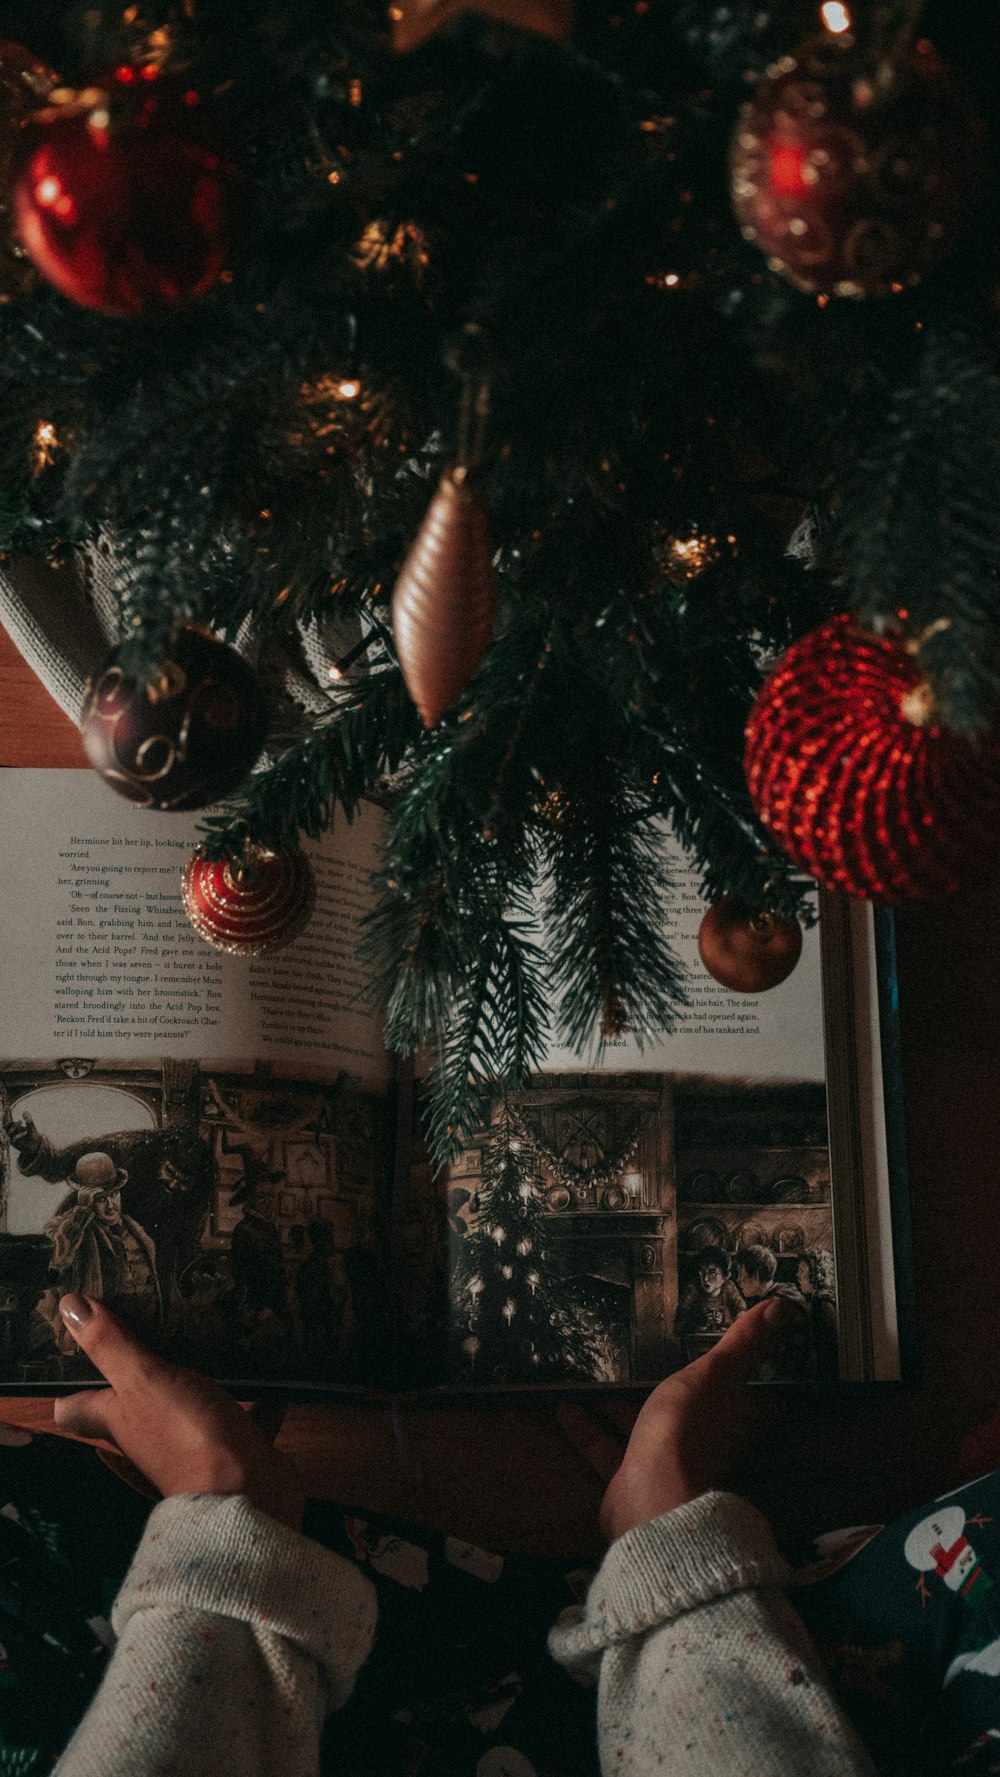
0, 769, 386, 1088
543, 832, 825, 1082
0, 768, 391, 1393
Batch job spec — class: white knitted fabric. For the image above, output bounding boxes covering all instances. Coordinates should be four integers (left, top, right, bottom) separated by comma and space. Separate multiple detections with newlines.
58, 1493, 377, 1777
0, 553, 107, 723
0, 541, 368, 736
549, 1491, 877, 1777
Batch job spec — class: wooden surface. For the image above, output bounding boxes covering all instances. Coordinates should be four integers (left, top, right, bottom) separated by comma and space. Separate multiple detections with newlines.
3, 623, 1000, 1555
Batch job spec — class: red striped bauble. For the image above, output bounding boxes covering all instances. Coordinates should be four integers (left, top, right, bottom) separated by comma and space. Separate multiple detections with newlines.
744, 615, 1000, 901
182, 844, 315, 955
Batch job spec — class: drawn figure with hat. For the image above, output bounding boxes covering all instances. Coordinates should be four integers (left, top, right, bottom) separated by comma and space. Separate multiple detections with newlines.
5, 1107, 215, 1314
38, 1151, 162, 1355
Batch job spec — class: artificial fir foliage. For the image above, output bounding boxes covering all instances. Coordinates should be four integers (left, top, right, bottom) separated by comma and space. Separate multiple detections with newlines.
450, 1099, 605, 1383
1, 2, 1000, 1159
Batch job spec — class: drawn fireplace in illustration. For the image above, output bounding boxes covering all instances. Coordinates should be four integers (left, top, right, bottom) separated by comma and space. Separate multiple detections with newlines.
448, 1071, 834, 1385
446, 1074, 678, 1383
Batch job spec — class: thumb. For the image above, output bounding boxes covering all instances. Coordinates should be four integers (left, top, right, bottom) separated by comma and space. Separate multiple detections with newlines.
53, 1386, 119, 1443
56, 1293, 164, 1389
699, 1297, 804, 1384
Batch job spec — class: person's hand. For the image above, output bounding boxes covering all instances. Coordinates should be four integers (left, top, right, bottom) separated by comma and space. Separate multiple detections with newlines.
53, 1294, 305, 1532
558, 1297, 803, 1544
2, 1110, 34, 1148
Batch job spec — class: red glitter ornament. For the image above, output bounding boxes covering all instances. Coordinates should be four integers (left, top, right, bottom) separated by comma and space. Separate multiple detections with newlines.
182, 843, 316, 956
697, 897, 803, 993
744, 615, 1000, 901
12, 67, 246, 315
729, 33, 983, 297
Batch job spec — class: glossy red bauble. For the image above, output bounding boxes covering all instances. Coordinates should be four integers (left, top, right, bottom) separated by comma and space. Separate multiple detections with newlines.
0, 40, 61, 299
697, 897, 803, 993
744, 615, 1000, 901
182, 844, 316, 955
729, 33, 983, 297
12, 67, 246, 315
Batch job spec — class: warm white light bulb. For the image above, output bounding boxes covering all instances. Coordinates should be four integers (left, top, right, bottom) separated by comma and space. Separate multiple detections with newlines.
820, 2, 851, 32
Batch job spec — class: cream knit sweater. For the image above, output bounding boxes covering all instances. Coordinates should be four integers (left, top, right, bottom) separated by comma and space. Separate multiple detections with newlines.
57, 1493, 377, 1777
57, 1488, 877, 1776
549, 1490, 878, 1774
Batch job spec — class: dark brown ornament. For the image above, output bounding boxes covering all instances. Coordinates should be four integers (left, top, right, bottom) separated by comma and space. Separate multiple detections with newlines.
392, 0, 571, 54
729, 33, 983, 297
0, 41, 60, 301
697, 897, 803, 993
182, 843, 316, 955
392, 465, 497, 727
81, 627, 267, 810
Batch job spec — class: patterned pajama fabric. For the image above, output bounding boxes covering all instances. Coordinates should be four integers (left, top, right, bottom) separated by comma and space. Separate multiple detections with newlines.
791, 1474, 1000, 1775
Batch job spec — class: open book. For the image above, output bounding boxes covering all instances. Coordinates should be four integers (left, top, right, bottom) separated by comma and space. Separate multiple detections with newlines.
0, 769, 915, 1395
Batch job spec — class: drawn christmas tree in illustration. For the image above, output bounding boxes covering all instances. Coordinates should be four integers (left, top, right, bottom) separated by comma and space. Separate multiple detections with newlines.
451, 1100, 604, 1384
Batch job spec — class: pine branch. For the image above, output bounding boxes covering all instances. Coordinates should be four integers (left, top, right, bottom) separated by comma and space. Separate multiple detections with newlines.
542, 775, 689, 1051
364, 751, 531, 1048
421, 913, 550, 1168
831, 332, 1000, 736
4, 0, 999, 1144
199, 670, 420, 853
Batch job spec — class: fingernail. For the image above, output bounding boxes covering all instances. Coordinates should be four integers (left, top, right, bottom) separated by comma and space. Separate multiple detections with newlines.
59, 1294, 93, 1330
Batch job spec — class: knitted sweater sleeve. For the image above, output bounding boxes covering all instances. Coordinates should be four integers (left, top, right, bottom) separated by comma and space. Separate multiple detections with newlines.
548, 1490, 878, 1777
57, 1493, 377, 1777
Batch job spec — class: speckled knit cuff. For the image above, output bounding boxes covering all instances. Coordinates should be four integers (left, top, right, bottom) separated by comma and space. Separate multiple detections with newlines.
112, 1494, 377, 1705
554, 1491, 792, 1657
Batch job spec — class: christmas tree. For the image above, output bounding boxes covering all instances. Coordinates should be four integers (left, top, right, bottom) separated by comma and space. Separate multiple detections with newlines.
450, 1099, 605, 1383
2, 1, 1000, 1159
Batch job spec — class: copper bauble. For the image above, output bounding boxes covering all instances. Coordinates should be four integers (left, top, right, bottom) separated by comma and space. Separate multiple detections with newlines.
182, 844, 316, 956
393, 0, 571, 53
729, 34, 983, 298
744, 615, 1000, 901
697, 897, 803, 994
81, 627, 267, 810
392, 465, 497, 727
0, 41, 60, 300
